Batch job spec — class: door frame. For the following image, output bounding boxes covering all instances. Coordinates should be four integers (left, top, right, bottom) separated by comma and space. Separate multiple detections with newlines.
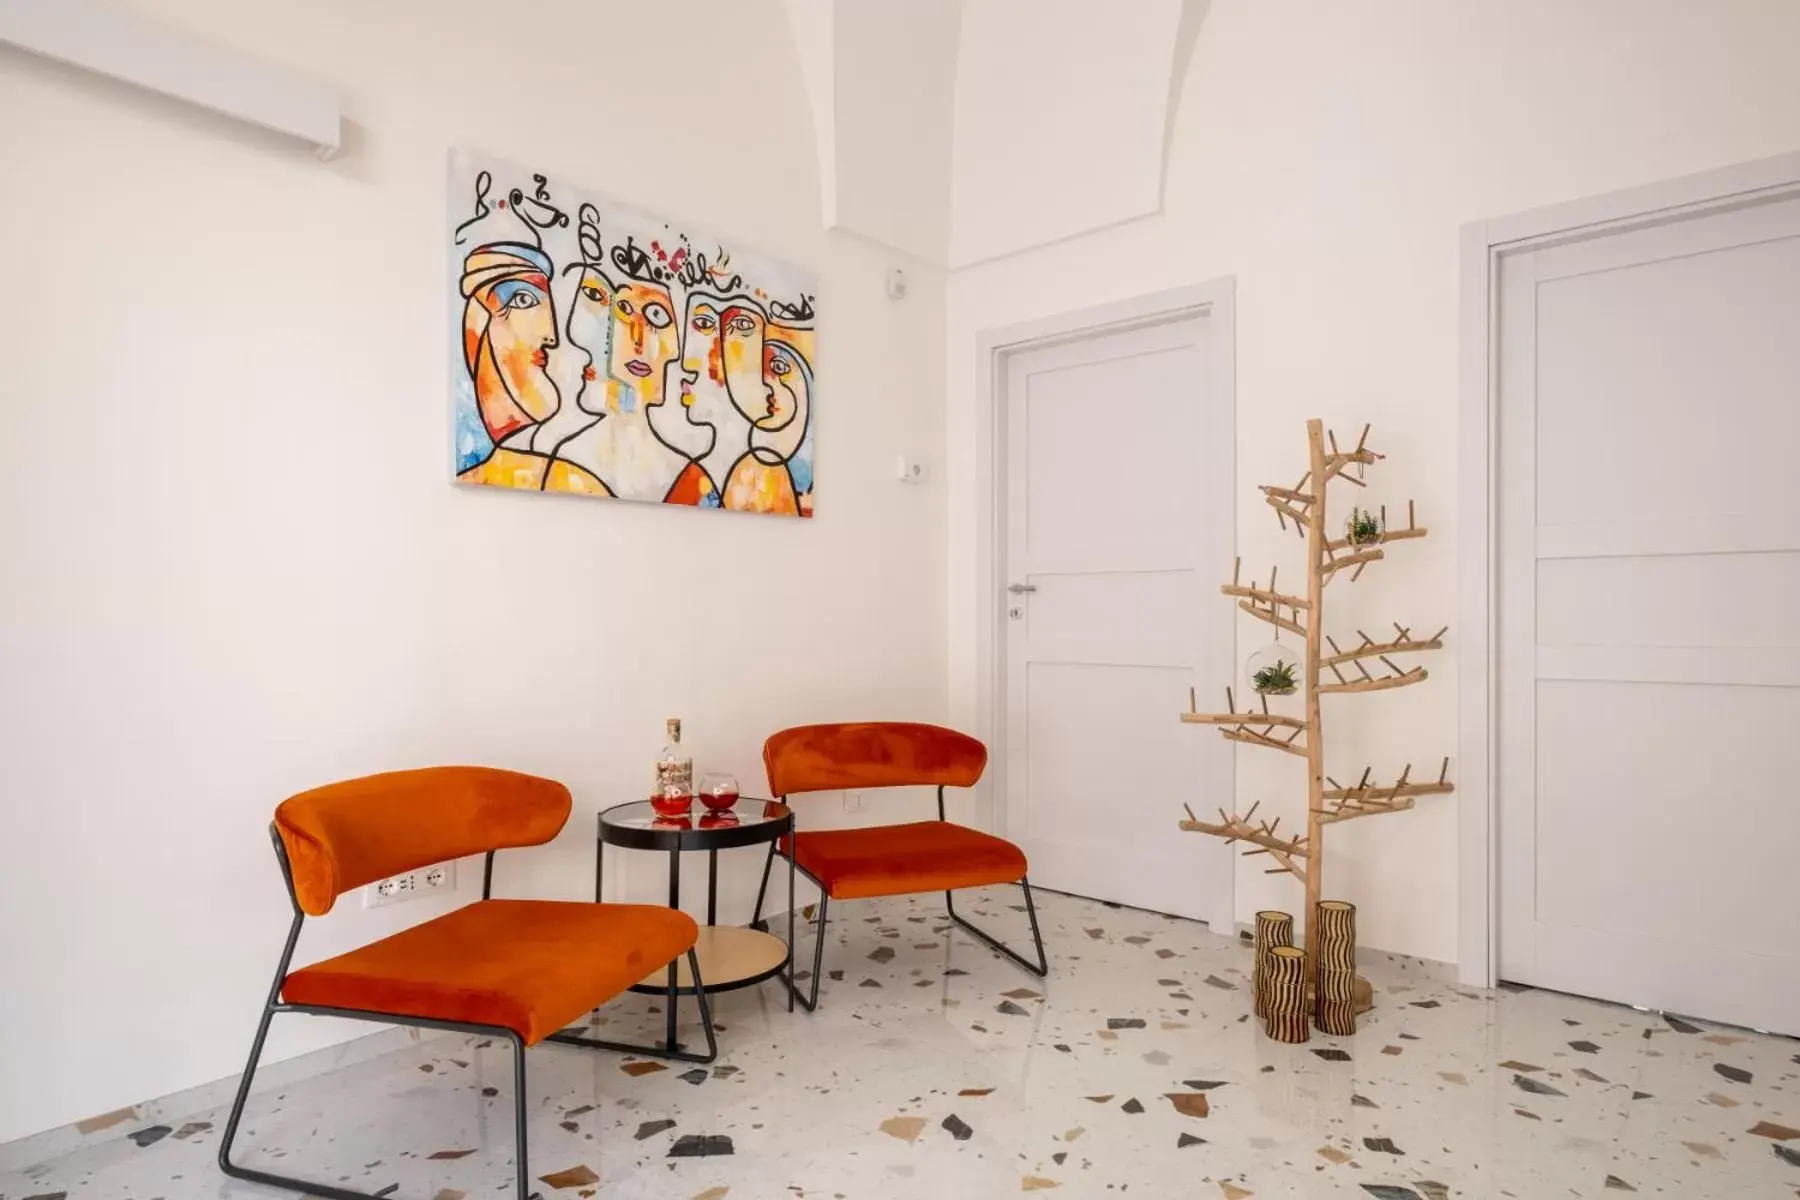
972, 278, 1237, 934
1456, 150, 1800, 988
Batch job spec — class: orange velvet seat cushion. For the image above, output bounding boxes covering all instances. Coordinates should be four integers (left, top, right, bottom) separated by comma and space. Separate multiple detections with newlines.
788, 821, 1028, 901
281, 900, 698, 1044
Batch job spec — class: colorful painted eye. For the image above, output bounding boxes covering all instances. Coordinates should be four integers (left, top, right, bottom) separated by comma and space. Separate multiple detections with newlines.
727, 315, 757, 335
616, 299, 635, 317
506, 290, 540, 310
582, 285, 607, 303
692, 313, 717, 332
769, 357, 792, 376
644, 302, 673, 329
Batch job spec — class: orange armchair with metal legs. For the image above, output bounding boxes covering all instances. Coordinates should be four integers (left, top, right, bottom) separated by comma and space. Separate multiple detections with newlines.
218, 766, 716, 1200
751, 722, 1047, 1011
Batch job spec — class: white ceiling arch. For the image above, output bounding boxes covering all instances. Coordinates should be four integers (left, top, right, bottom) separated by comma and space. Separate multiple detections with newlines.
949, 0, 1208, 267
780, 0, 1209, 268
779, 0, 960, 264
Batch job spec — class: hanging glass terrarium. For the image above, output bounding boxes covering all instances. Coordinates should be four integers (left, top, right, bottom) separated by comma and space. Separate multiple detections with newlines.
1246, 641, 1300, 697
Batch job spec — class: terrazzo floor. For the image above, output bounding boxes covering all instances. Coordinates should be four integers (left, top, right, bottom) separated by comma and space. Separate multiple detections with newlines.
5, 888, 1799, 1199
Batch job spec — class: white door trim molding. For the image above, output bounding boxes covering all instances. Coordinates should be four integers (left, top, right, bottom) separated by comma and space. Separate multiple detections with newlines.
971, 278, 1236, 932
1456, 151, 1800, 988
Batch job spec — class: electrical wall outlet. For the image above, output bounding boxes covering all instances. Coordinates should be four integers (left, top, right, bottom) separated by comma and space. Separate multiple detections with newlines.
844, 790, 871, 815
365, 860, 457, 908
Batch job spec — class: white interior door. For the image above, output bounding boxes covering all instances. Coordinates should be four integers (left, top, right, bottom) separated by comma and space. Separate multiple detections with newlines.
1002, 313, 1234, 929
1497, 192, 1800, 1034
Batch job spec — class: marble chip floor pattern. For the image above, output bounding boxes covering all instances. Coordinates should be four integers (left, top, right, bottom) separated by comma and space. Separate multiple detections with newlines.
5, 890, 1799, 1200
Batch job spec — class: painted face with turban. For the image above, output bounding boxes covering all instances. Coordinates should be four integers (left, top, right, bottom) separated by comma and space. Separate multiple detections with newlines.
460, 242, 560, 442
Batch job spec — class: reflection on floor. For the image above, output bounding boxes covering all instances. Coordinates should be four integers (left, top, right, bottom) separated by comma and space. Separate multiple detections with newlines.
5, 889, 1799, 1199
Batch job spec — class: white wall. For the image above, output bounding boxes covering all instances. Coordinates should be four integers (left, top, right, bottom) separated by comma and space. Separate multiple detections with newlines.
947, 0, 1800, 964
0, 0, 947, 1146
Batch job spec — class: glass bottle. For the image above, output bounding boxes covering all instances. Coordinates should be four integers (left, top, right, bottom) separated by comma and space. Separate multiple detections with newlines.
654, 717, 693, 801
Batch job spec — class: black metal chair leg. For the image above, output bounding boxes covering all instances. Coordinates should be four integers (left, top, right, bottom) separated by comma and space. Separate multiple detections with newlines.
781, 894, 829, 1012
946, 876, 1049, 977
218, 904, 328, 1196
786, 841, 796, 1013
510, 1033, 530, 1200
221, 1013, 533, 1200
216, 1002, 276, 1185
751, 841, 806, 1019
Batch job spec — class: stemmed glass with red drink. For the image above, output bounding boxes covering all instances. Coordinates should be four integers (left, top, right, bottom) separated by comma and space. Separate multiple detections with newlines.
699, 772, 740, 812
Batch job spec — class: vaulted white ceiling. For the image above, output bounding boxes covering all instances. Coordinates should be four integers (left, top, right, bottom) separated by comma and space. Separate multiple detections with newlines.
779, 0, 960, 264
782, 0, 1209, 267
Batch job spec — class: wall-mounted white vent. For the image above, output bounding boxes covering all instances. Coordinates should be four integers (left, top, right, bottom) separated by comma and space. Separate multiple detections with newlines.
0, 0, 341, 158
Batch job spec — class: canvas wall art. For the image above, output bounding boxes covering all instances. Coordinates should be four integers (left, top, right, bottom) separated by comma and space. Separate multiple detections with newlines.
449, 149, 816, 516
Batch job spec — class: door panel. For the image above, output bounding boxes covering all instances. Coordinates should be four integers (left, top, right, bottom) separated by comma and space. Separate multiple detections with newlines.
1024, 570, 1198, 667
1024, 345, 1204, 572
1003, 314, 1233, 927
1534, 681, 1800, 953
1533, 226, 1800, 526
1021, 661, 1208, 920
1497, 193, 1800, 1034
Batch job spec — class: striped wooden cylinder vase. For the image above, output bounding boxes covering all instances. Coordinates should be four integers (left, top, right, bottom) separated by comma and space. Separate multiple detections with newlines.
1315, 966, 1358, 1035
1253, 910, 1294, 1018
1313, 900, 1357, 972
1263, 945, 1310, 1043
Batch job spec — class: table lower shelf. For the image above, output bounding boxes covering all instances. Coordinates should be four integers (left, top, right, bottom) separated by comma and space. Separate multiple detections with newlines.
630, 925, 792, 996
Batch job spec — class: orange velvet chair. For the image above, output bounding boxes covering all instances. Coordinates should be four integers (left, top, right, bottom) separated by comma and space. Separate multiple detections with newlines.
753, 723, 1046, 1011
218, 766, 714, 1200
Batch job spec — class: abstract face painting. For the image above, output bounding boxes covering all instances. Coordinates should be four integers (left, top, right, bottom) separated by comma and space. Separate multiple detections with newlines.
565, 265, 615, 414
459, 242, 561, 443
449, 149, 817, 516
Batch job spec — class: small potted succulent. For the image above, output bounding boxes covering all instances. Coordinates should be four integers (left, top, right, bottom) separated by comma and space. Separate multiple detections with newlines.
1251, 657, 1298, 697
1345, 506, 1383, 546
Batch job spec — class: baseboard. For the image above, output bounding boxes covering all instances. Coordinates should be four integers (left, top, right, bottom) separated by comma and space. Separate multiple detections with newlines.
0, 1023, 447, 1175
1229, 920, 1455, 979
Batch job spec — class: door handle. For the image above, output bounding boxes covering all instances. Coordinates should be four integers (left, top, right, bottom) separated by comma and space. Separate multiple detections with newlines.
1006, 583, 1037, 594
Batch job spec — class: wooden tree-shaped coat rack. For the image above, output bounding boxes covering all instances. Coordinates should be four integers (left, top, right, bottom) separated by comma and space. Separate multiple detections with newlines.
1179, 418, 1453, 1002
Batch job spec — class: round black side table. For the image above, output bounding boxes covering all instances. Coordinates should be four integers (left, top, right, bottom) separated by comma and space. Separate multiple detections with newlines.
593, 799, 795, 1002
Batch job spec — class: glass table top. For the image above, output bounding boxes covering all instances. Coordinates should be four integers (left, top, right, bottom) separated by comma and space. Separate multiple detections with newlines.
599, 797, 789, 836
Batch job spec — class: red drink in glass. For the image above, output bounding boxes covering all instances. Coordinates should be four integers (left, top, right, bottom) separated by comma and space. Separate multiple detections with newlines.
650, 792, 693, 818
699, 771, 740, 812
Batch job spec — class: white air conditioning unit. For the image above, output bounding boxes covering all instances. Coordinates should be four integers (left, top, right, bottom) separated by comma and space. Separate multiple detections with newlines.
0, 0, 341, 159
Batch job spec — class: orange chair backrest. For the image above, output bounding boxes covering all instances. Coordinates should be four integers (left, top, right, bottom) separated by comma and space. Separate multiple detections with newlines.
274, 766, 571, 915
763, 722, 987, 797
